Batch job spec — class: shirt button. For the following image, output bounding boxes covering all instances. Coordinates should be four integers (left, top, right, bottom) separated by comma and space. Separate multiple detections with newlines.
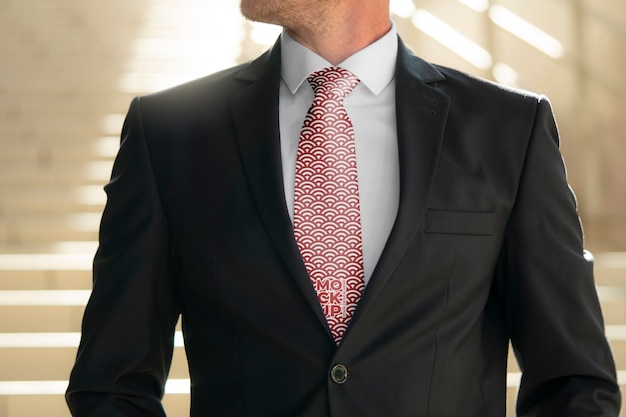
330, 364, 348, 384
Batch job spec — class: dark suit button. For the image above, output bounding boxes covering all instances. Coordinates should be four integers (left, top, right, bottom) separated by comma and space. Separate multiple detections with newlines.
330, 364, 348, 384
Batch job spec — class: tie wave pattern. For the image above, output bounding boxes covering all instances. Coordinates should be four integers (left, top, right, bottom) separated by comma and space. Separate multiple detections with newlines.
293, 67, 365, 344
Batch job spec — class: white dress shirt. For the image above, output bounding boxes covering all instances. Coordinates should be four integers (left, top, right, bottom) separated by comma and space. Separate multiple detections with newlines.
279, 23, 400, 284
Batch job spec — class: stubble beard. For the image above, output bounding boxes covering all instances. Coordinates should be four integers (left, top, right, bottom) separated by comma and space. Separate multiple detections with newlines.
240, 0, 330, 36
240, 0, 298, 26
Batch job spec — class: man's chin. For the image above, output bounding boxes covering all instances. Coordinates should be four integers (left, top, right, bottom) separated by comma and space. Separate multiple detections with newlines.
240, 0, 289, 26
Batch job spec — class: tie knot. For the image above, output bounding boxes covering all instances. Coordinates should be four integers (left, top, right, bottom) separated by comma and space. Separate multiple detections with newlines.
307, 67, 360, 100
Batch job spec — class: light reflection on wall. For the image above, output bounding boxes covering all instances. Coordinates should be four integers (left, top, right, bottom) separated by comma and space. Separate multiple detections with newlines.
489, 5, 564, 59
394, 1, 565, 85
118, 1, 246, 94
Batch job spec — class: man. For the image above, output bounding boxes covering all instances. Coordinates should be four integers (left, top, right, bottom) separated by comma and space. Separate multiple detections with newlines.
67, 0, 621, 415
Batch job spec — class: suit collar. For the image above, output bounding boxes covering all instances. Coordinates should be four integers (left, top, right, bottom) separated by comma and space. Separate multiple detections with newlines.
397, 37, 447, 84
280, 23, 399, 96
234, 36, 446, 86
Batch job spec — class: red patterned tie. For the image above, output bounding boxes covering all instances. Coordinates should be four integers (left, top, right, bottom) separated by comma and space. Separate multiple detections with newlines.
293, 67, 365, 344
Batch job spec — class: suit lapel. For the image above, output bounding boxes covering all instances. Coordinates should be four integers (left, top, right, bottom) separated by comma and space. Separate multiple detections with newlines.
230, 39, 332, 337
348, 39, 451, 328
229, 37, 451, 343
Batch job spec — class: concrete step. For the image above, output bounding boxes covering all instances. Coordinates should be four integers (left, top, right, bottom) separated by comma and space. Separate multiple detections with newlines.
0, 114, 113, 138
0, 241, 98, 255
0, 306, 85, 333
0, 136, 117, 163
0, 342, 189, 381
0, 290, 91, 306
0, 161, 112, 186
0, 270, 92, 291
585, 228, 626, 256
593, 252, 626, 287
0, 251, 94, 291
0, 231, 99, 247
598, 286, 626, 325
0, 185, 106, 214
0, 213, 101, 244
608, 326, 626, 370
0, 383, 190, 417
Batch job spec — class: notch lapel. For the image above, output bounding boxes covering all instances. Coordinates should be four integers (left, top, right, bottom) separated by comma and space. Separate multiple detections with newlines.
348, 40, 451, 329
230, 39, 332, 338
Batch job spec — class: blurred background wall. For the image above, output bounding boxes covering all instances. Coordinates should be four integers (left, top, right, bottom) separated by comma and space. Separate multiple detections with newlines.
0, 0, 624, 416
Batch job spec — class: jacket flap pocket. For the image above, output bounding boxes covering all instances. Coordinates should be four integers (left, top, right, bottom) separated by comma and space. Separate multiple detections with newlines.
425, 210, 496, 236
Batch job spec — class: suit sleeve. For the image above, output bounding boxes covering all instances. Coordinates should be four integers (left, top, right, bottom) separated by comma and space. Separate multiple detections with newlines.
497, 97, 621, 416
66, 97, 181, 416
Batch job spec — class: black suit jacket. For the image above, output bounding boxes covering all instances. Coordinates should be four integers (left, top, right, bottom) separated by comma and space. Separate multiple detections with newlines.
67, 38, 620, 416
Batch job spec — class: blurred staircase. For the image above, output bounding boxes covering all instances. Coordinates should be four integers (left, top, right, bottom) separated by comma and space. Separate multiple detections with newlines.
1, 1, 625, 416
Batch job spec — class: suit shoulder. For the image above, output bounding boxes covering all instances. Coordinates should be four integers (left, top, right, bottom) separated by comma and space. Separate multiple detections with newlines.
133, 43, 277, 120
139, 62, 249, 108
430, 64, 554, 126
434, 64, 543, 105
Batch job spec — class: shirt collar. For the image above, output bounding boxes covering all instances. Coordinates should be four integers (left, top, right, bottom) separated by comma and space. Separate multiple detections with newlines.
280, 21, 398, 96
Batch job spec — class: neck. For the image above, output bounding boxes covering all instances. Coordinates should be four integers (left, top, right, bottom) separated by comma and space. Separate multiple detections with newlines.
284, 4, 391, 65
